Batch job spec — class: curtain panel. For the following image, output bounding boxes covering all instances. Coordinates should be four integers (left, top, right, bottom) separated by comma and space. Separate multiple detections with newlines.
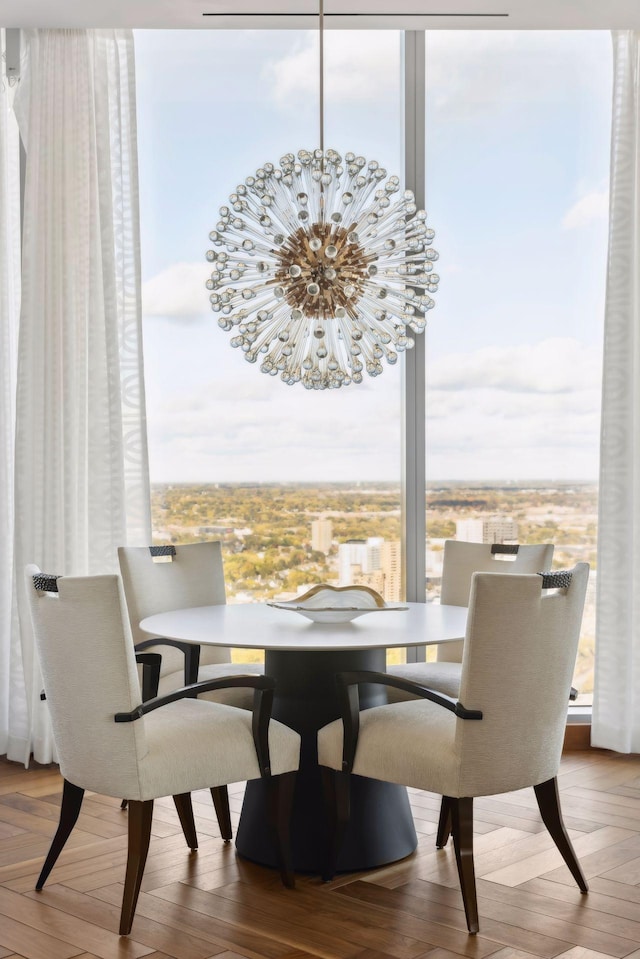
0, 31, 22, 759
592, 31, 640, 752
7, 29, 151, 765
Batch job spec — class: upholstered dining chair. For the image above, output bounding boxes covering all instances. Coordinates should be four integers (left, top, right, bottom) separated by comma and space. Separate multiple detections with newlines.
118, 543, 264, 710
119, 542, 267, 834
26, 565, 300, 936
386, 540, 554, 700
318, 563, 589, 935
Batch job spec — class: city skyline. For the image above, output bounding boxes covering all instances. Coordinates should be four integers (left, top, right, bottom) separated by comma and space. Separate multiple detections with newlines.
149, 479, 596, 694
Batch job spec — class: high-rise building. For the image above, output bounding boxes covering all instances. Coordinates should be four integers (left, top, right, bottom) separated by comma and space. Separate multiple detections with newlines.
351, 569, 386, 596
455, 516, 518, 544
338, 537, 402, 602
311, 518, 333, 554
338, 540, 368, 583
381, 540, 402, 602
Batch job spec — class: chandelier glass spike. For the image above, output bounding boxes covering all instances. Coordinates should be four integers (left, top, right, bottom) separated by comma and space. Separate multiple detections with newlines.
206, 7, 439, 390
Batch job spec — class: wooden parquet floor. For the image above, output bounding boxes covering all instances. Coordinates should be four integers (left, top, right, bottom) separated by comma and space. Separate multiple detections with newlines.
2, 749, 640, 959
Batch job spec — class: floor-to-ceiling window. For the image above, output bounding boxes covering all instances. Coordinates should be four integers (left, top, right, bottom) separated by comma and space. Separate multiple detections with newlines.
135, 27, 610, 692
424, 31, 611, 702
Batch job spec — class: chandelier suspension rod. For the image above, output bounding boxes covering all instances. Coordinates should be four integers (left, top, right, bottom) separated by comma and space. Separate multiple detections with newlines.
319, 0, 325, 153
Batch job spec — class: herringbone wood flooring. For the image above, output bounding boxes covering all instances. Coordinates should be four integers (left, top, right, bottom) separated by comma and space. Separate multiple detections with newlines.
2, 749, 640, 959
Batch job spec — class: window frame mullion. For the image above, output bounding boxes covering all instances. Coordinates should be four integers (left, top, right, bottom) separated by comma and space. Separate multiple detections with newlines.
402, 30, 427, 662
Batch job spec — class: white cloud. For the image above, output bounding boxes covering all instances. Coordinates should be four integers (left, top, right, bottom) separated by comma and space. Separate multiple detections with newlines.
145, 363, 403, 482
428, 338, 600, 395
144, 335, 601, 483
142, 262, 212, 318
151, 372, 399, 447
562, 190, 609, 231
263, 32, 399, 108
426, 31, 610, 122
422, 338, 601, 480
426, 387, 600, 481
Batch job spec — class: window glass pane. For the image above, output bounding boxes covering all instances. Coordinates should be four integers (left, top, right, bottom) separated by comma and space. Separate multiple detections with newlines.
135, 30, 404, 663
425, 31, 611, 702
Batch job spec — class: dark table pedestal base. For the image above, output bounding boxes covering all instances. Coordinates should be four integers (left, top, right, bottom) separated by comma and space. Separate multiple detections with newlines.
237, 770, 416, 873
235, 645, 418, 874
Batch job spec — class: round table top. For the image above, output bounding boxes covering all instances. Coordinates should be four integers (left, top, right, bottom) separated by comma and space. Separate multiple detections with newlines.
140, 600, 468, 652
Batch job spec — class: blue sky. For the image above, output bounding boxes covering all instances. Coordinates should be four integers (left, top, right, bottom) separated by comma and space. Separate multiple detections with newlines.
134, 28, 611, 484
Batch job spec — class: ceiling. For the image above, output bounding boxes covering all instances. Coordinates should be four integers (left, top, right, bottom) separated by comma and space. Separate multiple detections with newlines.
3, 0, 640, 30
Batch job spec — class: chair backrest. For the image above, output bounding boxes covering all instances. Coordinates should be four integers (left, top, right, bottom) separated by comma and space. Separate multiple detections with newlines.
437, 540, 554, 662
455, 563, 589, 797
25, 565, 148, 798
118, 542, 229, 674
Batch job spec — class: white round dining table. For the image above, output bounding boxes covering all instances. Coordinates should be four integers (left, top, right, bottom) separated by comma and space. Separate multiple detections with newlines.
140, 601, 468, 873
140, 600, 468, 653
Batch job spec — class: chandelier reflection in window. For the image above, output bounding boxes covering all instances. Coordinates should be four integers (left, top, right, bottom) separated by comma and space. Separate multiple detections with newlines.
206, 12, 439, 390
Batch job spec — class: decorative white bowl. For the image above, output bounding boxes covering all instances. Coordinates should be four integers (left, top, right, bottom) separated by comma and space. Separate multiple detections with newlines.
267, 584, 408, 623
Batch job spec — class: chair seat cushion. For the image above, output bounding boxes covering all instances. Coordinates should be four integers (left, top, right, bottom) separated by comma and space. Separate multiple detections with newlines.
318, 700, 460, 797
318, 691, 562, 799
133, 698, 300, 801
158, 662, 264, 710
385, 662, 462, 702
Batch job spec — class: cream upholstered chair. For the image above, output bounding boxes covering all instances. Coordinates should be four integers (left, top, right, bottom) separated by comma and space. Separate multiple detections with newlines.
318, 563, 589, 935
119, 542, 265, 835
388, 542, 560, 845
26, 566, 300, 936
118, 542, 263, 708
386, 540, 554, 700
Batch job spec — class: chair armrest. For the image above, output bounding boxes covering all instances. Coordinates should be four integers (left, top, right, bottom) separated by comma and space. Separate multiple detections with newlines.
135, 652, 162, 702
114, 674, 276, 777
135, 637, 201, 685
335, 670, 483, 775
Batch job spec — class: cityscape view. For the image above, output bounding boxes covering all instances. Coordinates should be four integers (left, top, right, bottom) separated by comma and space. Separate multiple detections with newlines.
151, 480, 597, 700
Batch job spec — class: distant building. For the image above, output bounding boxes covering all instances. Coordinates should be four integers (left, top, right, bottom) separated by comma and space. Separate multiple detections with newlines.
381, 540, 402, 602
455, 519, 483, 542
200, 525, 251, 546
338, 540, 367, 583
455, 516, 518, 544
351, 569, 386, 596
426, 548, 444, 601
311, 518, 333, 554
338, 537, 401, 602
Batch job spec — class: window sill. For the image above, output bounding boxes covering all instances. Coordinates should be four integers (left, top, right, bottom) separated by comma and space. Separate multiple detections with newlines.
567, 704, 592, 725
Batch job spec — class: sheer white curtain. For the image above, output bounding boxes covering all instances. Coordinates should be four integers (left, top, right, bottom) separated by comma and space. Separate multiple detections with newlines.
7, 29, 151, 765
0, 31, 23, 759
592, 31, 640, 752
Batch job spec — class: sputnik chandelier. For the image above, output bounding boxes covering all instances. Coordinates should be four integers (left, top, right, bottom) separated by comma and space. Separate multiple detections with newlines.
206, 4, 439, 390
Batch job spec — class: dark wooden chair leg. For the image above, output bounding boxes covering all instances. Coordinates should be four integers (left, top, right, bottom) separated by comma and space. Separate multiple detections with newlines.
121, 799, 128, 810
436, 795, 452, 848
320, 767, 350, 882
119, 799, 154, 936
451, 797, 479, 934
320, 765, 337, 880
36, 779, 84, 890
173, 793, 198, 851
534, 777, 588, 892
210, 785, 233, 842
269, 771, 296, 889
